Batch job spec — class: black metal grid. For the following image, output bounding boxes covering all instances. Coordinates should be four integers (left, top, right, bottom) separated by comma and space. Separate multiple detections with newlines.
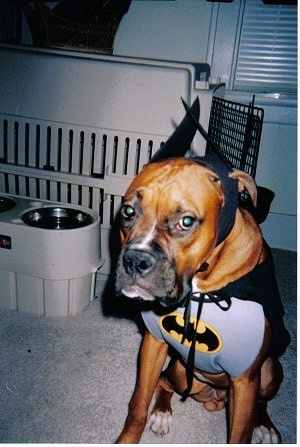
206, 96, 264, 178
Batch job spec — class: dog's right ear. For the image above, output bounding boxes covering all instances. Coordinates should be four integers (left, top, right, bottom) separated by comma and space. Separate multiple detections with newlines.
150, 97, 200, 163
229, 169, 257, 207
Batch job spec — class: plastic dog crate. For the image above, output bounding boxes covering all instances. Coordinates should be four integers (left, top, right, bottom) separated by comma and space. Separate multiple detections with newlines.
0, 45, 223, 281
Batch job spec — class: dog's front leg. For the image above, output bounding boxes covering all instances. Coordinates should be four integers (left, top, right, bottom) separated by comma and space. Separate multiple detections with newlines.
228, 371, 260, 443
228, 320, 273, 444
115, 331, 169, 444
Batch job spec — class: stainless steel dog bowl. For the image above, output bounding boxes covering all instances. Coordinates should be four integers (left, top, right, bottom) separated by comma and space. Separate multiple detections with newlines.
21, 207, 93, 229
0, 196, 16, 213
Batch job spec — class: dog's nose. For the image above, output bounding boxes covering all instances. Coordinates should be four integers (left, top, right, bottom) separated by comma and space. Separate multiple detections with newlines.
123, 249, 156, 276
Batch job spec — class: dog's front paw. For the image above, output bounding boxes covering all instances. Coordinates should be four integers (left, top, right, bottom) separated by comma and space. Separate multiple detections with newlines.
149, 410, 172, 436
252, 425, 282, 444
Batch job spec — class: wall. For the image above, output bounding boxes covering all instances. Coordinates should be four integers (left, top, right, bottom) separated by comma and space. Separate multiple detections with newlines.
114, 0, 297, 251
114, 0, 213, 63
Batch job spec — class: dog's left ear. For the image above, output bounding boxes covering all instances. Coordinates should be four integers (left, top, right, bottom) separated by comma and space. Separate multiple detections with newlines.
229, 169, 257, 207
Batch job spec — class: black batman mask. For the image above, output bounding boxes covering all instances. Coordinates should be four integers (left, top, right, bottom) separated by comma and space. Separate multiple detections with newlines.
150, 97, 238, 246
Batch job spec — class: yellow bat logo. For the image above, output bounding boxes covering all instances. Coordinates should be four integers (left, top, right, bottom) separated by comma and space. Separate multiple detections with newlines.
160, 312, 222, 353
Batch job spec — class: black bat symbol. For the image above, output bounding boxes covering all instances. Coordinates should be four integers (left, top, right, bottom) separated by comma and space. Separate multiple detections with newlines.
161, 314, 221, 353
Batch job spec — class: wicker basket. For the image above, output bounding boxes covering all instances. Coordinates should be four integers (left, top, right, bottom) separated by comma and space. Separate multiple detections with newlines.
21, 1, 131, 54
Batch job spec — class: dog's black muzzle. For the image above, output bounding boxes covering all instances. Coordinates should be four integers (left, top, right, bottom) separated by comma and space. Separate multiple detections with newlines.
115, 242, 190, 306
123, 248, 157, 277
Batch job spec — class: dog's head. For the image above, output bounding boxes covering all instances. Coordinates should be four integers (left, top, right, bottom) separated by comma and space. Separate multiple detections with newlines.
115, 157, 257, 307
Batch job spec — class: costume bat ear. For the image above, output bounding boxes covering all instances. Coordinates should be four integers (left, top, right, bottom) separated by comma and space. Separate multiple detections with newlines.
229, 169, 258, 207
150, 97, 200, 163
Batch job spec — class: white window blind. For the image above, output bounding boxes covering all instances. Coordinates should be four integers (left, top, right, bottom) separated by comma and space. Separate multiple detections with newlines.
233, 0, 297, 94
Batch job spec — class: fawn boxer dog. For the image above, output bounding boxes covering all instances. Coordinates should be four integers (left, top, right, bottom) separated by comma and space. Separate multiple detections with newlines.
114, 99, 290, 443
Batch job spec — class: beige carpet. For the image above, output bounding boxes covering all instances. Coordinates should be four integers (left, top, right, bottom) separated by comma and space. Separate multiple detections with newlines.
0, 248, 296, 444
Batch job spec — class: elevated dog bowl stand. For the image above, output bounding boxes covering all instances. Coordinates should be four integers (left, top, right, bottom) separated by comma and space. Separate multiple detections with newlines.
0, 194, 104, 317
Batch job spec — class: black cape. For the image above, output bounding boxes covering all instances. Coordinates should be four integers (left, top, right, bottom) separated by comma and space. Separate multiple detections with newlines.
218, 244, 291, 358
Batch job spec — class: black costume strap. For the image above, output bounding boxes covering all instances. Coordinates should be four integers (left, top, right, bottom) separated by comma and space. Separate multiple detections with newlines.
192, 156, 238, 246
180, 290, 232, 402
205, 291, 232, 311
181, 291, 205, 401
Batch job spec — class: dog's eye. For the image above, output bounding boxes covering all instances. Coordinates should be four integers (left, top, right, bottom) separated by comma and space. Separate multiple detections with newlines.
177, 216, 195, 231
121, 204, 136, 220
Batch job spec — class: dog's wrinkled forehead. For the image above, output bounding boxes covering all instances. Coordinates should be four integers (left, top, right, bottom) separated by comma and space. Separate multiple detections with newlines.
124, 158, 217, 203
124, 156, 238, 247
